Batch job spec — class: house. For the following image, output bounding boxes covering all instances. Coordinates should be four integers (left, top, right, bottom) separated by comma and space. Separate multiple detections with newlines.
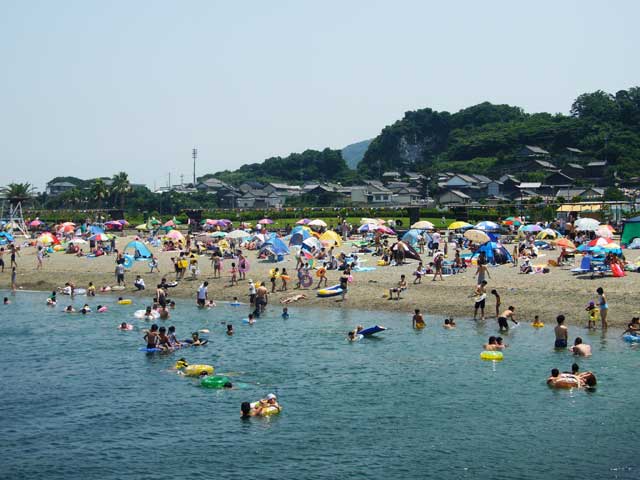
555, 187, 605, 201
518, 145, 550, 157
534, 159, 559, 171
438, 189, 471, 206
365, 182, 392, 204
499, 175, 520, 196
516, 182, 543, 200
217, 188, 241, 209
196, 177, 229, 193
264, 183, 302, 198
405, 172, 425, 186
545, 171, 574, 188
585, 161, 608, 178
381, 171, 401, 182
392, 187, 422, 205
304, 184, 347, 205
238, 181, 265, 193
46, 181, 77, 195
237, 190, 283, 209
565, 163, 585, 178
486, 180, 503, 197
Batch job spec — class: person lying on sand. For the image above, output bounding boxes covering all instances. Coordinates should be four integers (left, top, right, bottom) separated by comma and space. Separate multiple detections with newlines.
281, 294, 307, 304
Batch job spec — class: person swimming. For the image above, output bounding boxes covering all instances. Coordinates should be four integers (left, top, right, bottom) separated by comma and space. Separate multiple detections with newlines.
65, 305, 75, 313
281, 307, 289, 319
227, 324, 234, 336
80, 304, 91, 314
483, 336, 498, 351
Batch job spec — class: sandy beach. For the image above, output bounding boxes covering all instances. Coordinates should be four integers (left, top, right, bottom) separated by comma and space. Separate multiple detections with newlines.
4, 233, 638, 327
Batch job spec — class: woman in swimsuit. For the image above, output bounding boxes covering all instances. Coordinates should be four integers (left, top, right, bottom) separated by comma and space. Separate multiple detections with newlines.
597, 287, 608, 329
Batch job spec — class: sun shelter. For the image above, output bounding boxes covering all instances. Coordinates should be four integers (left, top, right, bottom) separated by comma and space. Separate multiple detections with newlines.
260, 236, 290, 257
289, 227, 311, 246
470, 241, 513, 265
124, 240, 152, 259
621, 216, 640, 246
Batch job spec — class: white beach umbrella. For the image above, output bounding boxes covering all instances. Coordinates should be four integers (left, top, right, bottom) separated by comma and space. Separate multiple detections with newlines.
411, 220, 435, 230
227, 230, 250, 239
575, 218, 600, 231
464, 229, 491, 244
308, 219, 328, 227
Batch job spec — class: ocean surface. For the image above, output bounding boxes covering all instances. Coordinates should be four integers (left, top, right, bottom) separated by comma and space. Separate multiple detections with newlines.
0, 291, 637, 480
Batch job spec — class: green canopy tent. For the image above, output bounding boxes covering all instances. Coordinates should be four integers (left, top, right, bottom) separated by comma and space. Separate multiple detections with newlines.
621, 216, 640, 246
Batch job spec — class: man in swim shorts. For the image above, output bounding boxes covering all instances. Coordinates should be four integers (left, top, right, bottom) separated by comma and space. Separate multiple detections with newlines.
473, 281, 488, 321
554, 315, 568, 348
569, 337, 592, 356
197, 281, 208, 307
497, 306, 517, 332
144, 324, 159, 349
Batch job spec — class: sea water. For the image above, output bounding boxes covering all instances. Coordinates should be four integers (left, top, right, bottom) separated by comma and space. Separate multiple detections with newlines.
0, 291, 637, 480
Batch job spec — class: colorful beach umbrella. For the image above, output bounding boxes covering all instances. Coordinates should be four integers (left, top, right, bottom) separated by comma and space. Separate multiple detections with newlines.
376, 225, 396, 235
165, 230, 184, 241
474, 221, 500, 232
296, 218, 311, 225
536, 228, 560, 240
554, 238, 576, 249
595, 226, 614, 239
37, 232, 58, 245
89, 233, 110, 242
520, 224, 542, 233
227, 229, 250, 239
211, 231, 227, 238
135, 224, 148, 230
587, 237, 612, 248
319, 230, 342, 246
29, 219, 43, 227
258, 218, 273, 225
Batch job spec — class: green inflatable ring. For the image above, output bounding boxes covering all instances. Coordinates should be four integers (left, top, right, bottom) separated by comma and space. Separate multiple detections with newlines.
201, 375, 231, 389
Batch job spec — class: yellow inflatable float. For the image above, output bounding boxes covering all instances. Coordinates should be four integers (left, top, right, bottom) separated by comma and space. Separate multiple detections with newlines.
480, 351, 504, 361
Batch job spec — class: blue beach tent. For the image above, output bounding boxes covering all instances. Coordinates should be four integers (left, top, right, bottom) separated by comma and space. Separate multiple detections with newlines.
289, 228, 311, 246
260, 237, 290, 256
124, 240, 152, 259
471, 241, 513, 265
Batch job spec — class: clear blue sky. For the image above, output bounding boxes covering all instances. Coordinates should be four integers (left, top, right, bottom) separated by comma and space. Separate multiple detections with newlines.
1, 0, 638, 190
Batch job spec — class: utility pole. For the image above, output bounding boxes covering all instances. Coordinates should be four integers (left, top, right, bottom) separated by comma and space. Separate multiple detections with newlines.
192, 147, 198, 186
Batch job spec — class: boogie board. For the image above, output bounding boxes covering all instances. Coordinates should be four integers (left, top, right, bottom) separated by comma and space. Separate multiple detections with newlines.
358, 325, 387, 336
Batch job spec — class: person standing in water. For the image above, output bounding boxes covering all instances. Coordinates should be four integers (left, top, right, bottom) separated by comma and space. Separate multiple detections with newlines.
497, 306, 517, 332
554, 314, 568, 348
596, 287, 608, 329
473, 280, 488, 321
413, 309, 425, 329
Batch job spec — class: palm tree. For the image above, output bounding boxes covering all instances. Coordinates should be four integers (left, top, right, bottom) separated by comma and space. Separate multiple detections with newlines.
61, 188, 85, 208
111, 172, 132, 209
90, 179, 109, 208
1, 182, 36, 207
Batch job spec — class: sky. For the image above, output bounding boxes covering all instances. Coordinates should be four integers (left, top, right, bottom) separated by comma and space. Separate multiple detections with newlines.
1, 0, 638, 191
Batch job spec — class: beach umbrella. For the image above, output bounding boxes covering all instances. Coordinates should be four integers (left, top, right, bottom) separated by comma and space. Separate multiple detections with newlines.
376, 225, 396, 235
61, 222, 76, 227
360, 217, 377, 225
536, 228, 559, 240
520, 224, 542, 233
117, 219, 129, 226
59, 224, 75, 233
603, 242, 621, 251
135, 224, 148, 230
574, 218, 600, 231
448, 221, 472, 230
163, 220, 176, 227
37, 232, 58, 245
595, 226, 614, 239
227, 229, 250, 239
165, 230, 184, 241
587, 237, 612, 248
554, 238, 576, 249
211, 231, 227, 238
411, 220, 435, 230
301, 236, 322, 251
308, 219, 328, 228
89, 233, 110, 242
319, 230, 342, 246
392, 240, 409, 251
29, 219, 43, 227
69, 237, 87, 244
149, 218, 161, 225
204, 219, 218, 225
296, 218, 311, 225
258, 218, 273, 225
358, 223, 377, 233
0, 232, 15, 242
474, 221, 500, 232
464, 229, 491, 244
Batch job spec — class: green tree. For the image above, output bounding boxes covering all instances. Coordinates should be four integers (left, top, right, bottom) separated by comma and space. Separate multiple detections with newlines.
111, 172, 132, 209
1, 182, 36, 207
90, 179, 110, 208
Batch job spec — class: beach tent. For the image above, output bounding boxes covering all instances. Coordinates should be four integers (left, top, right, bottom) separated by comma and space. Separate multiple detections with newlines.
471, 241, 513, 265
402, 229, 431, 247
319, 230, 342, 246
88, 225, 104, 235
124, 240, 152, 259
0, 232, 14, 244
260, 236, 289, 256
621, 216, 640, 246
289, 227, 311, 246
390, 241, 421, 261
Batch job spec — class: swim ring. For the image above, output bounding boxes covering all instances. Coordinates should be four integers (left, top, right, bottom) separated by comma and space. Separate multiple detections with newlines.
300, 275, 313, 288
623, 334, 640, 343
98, 306, 108, 313
74, 288, 87, 295
201, 375, 231, 389
549, 375, 580, 389
118, 324, 134, 330
317, 285, 343, 298
182, 364, 214, 377
139, 347, 162, 352
532, 322, 544, 328
118, 299, 133, 305
480, 351, 504, 361
250, 401, 282, 417
123, 255, 134, 269
134, 309, 159, 319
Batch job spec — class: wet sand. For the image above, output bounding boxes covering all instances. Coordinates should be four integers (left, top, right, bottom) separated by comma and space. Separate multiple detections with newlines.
5, 234, 638, 327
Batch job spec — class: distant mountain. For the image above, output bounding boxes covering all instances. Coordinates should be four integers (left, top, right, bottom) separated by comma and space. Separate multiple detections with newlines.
341, 139, 372, 170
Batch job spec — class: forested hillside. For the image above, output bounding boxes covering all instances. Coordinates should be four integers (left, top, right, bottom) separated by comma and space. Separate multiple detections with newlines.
358, 88, 640, 180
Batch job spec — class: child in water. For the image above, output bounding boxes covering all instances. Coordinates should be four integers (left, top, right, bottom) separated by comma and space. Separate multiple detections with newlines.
227, 324, 234, 336
247, 313, 255, 325
586, 302, 599, 330
281, 307, 289, 319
